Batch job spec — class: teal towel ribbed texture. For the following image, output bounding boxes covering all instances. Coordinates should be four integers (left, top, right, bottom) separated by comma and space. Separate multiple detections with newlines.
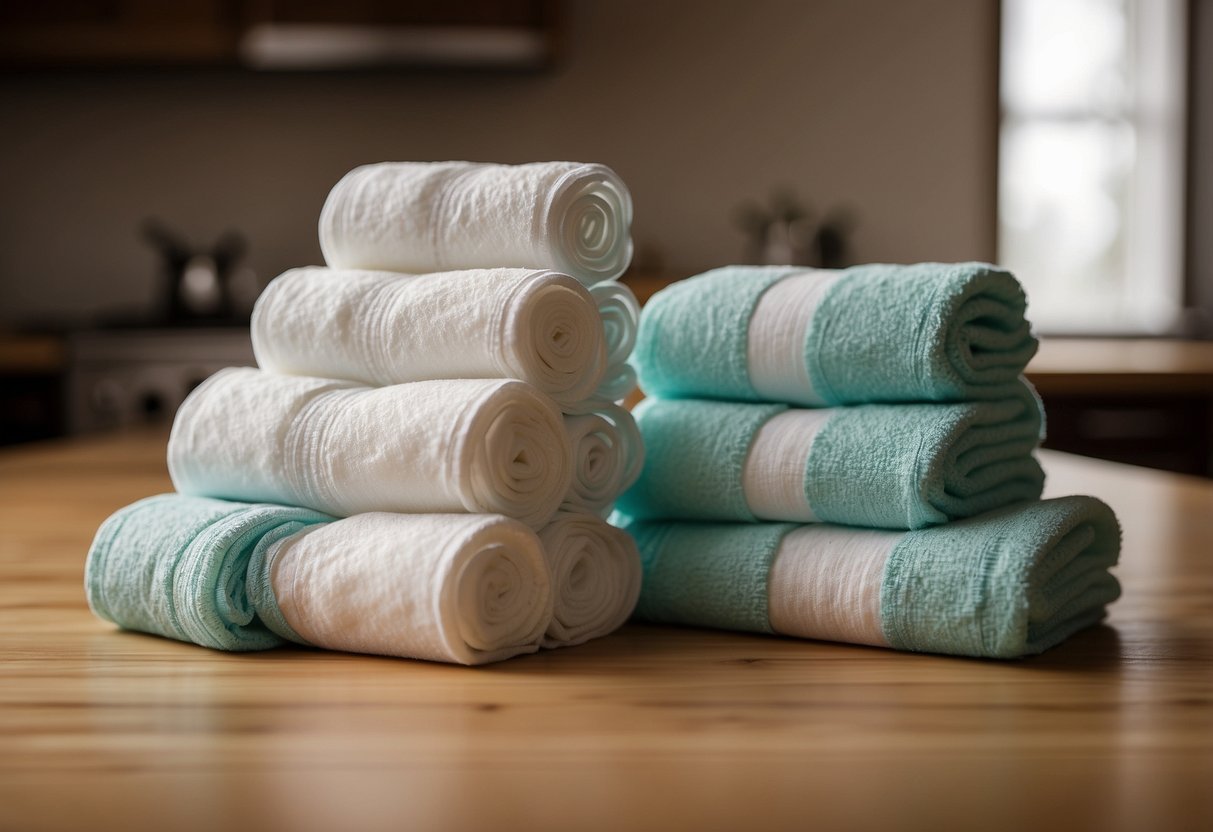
627, 520, 794, 634
882, 497, 1121, 657
618, 397, 786, 523
85, 494, 331, 651
619, 496, 1121, 659
634, 262, 1038, 405
616, 381, 1046, 529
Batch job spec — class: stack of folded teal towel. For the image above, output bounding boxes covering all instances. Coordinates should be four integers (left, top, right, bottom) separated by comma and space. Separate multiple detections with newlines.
614, 263, 1121, 658
86, 161, 645, 665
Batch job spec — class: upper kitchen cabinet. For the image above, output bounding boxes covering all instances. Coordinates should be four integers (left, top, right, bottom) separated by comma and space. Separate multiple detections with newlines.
0, 0, 561, 71
0, 1, 238, 67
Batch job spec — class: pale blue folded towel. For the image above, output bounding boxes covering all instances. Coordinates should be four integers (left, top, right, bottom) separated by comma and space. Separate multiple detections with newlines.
84, 494, 331, 651
616, 496, 1121, 659
634, 262, 1038, 405
615, 381, 1045, 529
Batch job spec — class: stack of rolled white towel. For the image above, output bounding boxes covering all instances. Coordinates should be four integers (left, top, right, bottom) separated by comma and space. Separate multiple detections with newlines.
87, 161, 644, 665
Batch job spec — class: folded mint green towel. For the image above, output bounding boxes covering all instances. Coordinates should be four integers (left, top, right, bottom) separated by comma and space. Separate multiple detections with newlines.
635, 262, 1038, 405
618, 496, 1121, 659
85, 494, 331, 651
615, 381, 1045, 529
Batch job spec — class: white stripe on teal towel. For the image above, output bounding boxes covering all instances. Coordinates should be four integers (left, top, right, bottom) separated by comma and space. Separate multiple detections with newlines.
615, 381, 1046, 530
634, 262, 1038, 406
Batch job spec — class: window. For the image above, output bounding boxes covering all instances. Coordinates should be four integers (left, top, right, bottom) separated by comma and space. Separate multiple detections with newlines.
998, 0, 1187, 333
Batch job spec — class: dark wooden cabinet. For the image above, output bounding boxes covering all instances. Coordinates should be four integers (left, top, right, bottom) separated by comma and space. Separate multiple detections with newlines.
1026, 338, 1213, 478
0, 336, 66, 447
0, 0, 560, 70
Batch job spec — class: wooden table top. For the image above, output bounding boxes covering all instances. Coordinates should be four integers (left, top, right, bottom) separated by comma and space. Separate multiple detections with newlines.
2, 430, 1211, 832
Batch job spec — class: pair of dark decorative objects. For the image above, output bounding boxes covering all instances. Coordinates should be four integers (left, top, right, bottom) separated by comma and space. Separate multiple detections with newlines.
733, 189, 855, 269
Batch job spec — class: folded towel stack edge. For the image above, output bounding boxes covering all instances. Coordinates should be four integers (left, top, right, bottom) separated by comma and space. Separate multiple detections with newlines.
636, 262, 1039, 406
619, 260, 1120, 659
620, 496, 1121, 659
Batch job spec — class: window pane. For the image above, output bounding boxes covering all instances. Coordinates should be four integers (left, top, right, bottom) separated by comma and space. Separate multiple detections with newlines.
999, 120, 1134, 327
1002, 0, 1130, 116
999, 0, 1186, 333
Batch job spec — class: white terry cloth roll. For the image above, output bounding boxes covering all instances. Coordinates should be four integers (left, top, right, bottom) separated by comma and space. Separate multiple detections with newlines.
587, 280, 640, 405
766, 524, 902, 648
319, 161, 634, 286
251, 267, 607, 409
562, 404, 645, 515
564, 362, 638, 414
538, 511, 641, 648
256, 513, 553, 665
168, 368, 572, 529
589, 280, 639, 369
591, 363, 639, 405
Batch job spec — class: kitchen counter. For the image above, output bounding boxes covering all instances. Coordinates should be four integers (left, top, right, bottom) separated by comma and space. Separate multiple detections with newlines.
0, 333, 66, 374
1025, 337, 1213, 395
1026, 338, 1213, 476
1, 429, 1211, 831
0, 334, 67, 446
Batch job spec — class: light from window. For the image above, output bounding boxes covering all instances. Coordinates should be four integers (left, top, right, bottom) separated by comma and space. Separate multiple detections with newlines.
999, 0, 1187, 333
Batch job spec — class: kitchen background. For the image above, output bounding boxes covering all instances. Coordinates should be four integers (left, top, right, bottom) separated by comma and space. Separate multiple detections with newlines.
2, 0, 1211, 474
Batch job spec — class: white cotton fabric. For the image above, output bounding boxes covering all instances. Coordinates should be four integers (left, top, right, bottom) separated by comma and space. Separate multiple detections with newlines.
168, 368, 572, 529
267, 513, 553, 665
590, 363, 639, 406
538, 511, 641, 648
747, 269, 843, 405
767, 525, 902, 647
589, 280, 639, 368
587, 279, 639, 404
741, 408, 834, 522
562, 404, 644, 516
319, 161, 634, 286
251, 267, 607, 408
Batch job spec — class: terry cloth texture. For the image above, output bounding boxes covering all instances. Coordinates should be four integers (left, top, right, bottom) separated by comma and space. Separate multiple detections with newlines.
168, 368, 572, 529
250, 512, 553, 665
319, 161, 633, 285
584, 279, 641, 405
252, 266, 606, 409
634, 262, 1038, 405
618, 496, 1120, 659
616, 381, 1045, 529
538, 511, 642, 648
84, 494, 331, 651
562, 404, 645, 516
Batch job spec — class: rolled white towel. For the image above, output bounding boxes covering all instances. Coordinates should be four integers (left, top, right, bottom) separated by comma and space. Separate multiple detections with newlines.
168, 368, 572, 529
319, 161, 633, 286
562, 404, 645, 516
251, 513, 553, 665
589, 280, 639, 369
252, 267, 607, 408
585, 279, 640, 404
588, 363, 639, 406
538, 511, 641, 648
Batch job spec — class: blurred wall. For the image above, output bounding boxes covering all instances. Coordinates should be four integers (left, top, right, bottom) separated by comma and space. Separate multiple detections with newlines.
0, 0, 998, 326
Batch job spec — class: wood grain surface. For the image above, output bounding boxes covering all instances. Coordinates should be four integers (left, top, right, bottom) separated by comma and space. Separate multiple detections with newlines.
1, 429, 1211, 832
